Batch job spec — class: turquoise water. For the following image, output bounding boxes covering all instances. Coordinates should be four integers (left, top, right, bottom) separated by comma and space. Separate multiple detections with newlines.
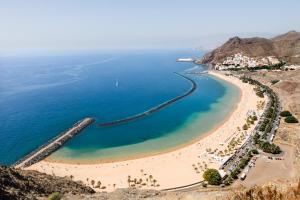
0, 50, 240, 165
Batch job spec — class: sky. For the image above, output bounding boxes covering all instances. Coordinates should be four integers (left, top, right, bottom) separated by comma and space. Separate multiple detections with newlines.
0, 0, 300, 52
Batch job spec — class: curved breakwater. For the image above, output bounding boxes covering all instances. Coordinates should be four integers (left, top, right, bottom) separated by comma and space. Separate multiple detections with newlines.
13, 118, 94, 168
98, 73, 197, 127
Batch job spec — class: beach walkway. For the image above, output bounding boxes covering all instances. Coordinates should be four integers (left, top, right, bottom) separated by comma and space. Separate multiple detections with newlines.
13, 118, 94, 168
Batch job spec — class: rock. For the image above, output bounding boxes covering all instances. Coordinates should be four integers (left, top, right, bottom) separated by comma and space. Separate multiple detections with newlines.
0, 165, 94, 200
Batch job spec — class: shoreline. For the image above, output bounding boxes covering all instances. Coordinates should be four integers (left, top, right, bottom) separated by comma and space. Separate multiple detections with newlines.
26, 71, 262, 192
45, 72, 242, 165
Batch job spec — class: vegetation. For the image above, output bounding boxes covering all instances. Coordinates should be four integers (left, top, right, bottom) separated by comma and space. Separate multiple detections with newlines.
91, 180, 95, 187
258, 141, 281, 154
253, 133, 260, 144
230, 167, 240, 179
256, 90, 264, 98
251, 149, 259, 154
223, 175, 234, 186
284, 115, 299, 123
221, 62, 285, 72
247, 62, 286, 71
280, 110, 292, 117
48, 192, 62, 200
271, 79, 280, 85
203, 168, 222, 185
240, 76, 282, 154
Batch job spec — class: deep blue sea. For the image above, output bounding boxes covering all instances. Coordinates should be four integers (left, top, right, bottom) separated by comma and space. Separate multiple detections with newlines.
0, 50, 240, 165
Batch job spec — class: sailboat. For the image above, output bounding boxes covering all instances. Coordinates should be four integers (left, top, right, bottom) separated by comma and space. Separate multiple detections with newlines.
115, 78, 119, 87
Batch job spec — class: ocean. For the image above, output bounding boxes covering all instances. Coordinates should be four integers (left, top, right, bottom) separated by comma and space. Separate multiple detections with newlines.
0, 50, 240, 165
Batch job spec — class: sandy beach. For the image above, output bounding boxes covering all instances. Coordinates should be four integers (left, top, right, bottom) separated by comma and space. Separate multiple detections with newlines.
26, 71, 263, 192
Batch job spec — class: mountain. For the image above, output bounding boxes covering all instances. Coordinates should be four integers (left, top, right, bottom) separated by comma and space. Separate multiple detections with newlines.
0, 165, 94, 200
198, 31, 300, 65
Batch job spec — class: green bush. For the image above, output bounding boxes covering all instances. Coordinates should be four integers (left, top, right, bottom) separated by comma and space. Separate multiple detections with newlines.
238, 159, 247, 169
284, 116, 298, 123
252, 115, 258, 121
251, 149, 259, 154
258, 141, 281, 154
280, 111, 292, 117
253, 133, 260, 144
256, 91, 264, 98
48, 192, 62, 200
203, 168, 222, 185
242, 124, 248, 130
230, 168, 240, 179
264, 124, 272, 134
271, 80, 280, 85
223, 175, 234, 186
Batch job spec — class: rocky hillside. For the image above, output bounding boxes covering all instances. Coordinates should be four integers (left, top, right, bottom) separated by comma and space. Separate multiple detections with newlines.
226, 180, 300, 200
199, 31, 300, 65
0, 165, 94, 200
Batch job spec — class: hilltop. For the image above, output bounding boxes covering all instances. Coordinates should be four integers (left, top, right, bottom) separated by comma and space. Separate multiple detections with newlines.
198, 31, 300, 65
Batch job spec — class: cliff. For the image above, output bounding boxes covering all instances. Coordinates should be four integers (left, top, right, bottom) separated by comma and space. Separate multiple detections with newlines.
0, 165, 94, 200
199, 31, 300, 65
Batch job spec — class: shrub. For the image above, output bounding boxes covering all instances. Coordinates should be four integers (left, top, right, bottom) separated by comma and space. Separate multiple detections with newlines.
266, 108, 274, 118
253, 133, 260, 144
238, 159, 247, 169
230, 168, 240, 179
280, 111, 292, 117
48, 192, 62, 200
242, 124, 248, 130
223, 175, 234, 186
251, 149, 259, 154
271, 80, 280, 85
264, 124, 272, 134
259, 141, 281, 154
203, 169, 222, 185
256, 91, 264, 98
285, 116, 298, 123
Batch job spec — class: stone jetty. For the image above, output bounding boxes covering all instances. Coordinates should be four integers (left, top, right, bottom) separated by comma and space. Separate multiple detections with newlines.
98, 73, 197, 127
13, 118, 94, 168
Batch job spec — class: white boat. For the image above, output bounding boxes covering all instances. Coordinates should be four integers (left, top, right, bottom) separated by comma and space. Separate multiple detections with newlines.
176, 58, 194, 62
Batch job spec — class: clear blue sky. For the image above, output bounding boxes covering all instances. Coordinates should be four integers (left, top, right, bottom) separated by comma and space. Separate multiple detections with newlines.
0, 0, 299, 51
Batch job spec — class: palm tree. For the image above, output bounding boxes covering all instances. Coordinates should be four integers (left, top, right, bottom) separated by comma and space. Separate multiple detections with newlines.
91, 180, 95, 188
149, 175, 153, 181
70, 175, 73, 180
127, 178, 131, 187
153, 179, 157, 187
96, 181, 101, 188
